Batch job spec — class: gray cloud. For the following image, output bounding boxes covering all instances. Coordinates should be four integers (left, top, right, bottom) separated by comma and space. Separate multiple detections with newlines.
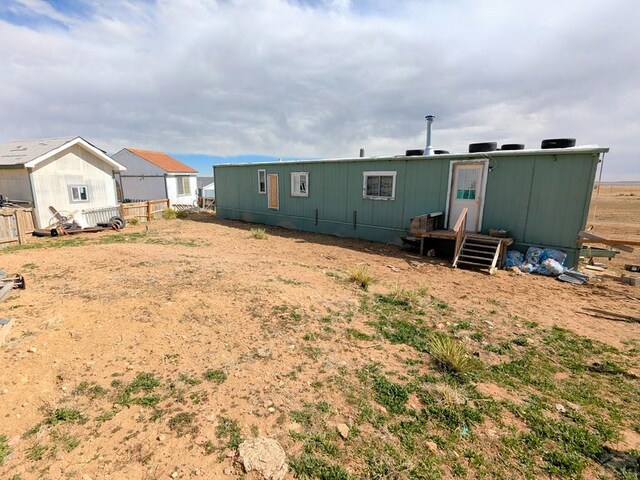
0, 0, 638, 180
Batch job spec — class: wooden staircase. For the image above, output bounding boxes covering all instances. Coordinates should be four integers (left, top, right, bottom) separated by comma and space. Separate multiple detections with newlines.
453, 234, 502, 275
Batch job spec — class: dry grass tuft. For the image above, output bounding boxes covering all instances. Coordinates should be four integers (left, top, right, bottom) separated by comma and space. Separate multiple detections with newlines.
386, 285, 427, 310
429, 334, 480, 375
348, 265, 376, 290
250, 227, 268, 240
425, 382, 468, 406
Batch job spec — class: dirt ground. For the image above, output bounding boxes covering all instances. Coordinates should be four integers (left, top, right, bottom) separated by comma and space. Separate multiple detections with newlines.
0, 183, 638, 479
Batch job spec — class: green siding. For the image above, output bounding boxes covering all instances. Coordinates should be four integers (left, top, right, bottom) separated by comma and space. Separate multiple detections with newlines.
215, 150, 602, 267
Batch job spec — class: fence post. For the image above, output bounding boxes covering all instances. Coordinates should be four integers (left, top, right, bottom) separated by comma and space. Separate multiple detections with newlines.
147, 201, 152, 221
15, 210, 26, 245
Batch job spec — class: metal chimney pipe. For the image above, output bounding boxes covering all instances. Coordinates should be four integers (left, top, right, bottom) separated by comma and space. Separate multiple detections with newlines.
359, 147, 365, 158
424, 115, 435, 156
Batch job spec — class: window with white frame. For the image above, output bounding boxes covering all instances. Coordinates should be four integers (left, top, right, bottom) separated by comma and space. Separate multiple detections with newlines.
177, 176, 191, 195
258, 169, 267, 194
290, 172, 309, 197
363, 171, 396, 200
69, 185, 89, 202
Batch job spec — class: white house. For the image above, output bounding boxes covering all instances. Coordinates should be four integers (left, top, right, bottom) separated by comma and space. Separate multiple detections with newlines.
196, 176, 215, 199
112, 149, 198, 207
0, 136, 125, 229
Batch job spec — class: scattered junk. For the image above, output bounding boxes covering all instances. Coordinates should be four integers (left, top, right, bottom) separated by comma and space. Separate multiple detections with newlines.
0, 270, 24, 345
582, 307, 640, 324
504, 246, 570, 279
32, 205, 126, 237
576, 230, 638, 254
625, 264, 640, 273
0, 273, 26, 290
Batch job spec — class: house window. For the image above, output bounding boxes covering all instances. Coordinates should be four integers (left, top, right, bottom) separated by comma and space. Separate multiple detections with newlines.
69, 185, 89, 202
291, 172, 309, 197
177, 176, 191, 195
363, 171, 397, 200
455, 168, 478, 200
258, 169, 267, 194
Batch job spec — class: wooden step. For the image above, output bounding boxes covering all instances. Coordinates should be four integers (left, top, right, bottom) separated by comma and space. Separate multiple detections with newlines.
463, 247, 496, 255
454, 234, 502, 275
459, 254, 494, 262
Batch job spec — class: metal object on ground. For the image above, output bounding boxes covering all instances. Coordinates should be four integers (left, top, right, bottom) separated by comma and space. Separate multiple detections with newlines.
0, 274, 26, 289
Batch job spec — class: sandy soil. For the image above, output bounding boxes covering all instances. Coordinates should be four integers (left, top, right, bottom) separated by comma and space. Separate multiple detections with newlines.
0, 184, 638, 479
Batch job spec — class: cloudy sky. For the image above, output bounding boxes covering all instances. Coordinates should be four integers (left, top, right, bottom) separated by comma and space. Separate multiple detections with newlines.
1, 0, 638, 180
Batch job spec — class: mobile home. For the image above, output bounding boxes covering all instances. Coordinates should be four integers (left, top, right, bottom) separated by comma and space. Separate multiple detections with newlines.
214, 143, 608, 267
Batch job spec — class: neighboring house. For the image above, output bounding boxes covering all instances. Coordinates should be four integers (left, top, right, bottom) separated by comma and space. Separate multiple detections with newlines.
0, 136, 125, 229
197, 176, 215, 199
112, 149, 197, 206
214, 142, 609, 267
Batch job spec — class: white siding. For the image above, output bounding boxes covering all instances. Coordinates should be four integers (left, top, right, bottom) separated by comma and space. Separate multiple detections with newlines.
166, 174, 197, 206
29, 145, 118, 228
0, 168, 33, 202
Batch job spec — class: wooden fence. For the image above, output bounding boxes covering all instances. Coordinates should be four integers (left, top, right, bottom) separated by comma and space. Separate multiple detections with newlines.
120, 199, 169, 222
0, 208, 35, 246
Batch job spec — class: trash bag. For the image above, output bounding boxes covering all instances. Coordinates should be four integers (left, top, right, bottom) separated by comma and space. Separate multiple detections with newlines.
537, 248, 568, 276
537, 258, 565, 276
505, 250, 524, 268
525, 247, 544, 267
520, 262, 536, 273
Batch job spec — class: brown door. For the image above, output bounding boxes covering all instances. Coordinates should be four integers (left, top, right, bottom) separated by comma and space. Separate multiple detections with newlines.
267, 174, 279, 210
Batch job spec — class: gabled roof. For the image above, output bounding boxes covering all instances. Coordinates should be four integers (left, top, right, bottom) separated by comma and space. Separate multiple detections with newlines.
126, 148, 197, 174
0, 136, 126, 171
197, 176, 215, 189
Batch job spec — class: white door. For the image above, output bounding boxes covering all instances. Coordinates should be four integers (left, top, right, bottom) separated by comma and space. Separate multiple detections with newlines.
448, 163, 484, 231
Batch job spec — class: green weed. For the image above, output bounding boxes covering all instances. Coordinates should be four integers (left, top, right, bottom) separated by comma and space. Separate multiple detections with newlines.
46, 408, 84, 425
162, 208, 177, 219
0, 434, 9, 465
168, 412, 197, 437
178, 373, 202, 386
289, 454, 352, 480
204, 369, 227, 384
26, 443, 48, 461
216, 416, 243, 449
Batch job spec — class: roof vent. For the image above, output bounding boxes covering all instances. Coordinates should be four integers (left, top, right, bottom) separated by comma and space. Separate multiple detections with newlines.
501, 143, 525, 151
406, 149, 424, 156
424, 115, 435, 156
434, 150, 449, 155
541, 138, 576, 149
469, 142, 497, 153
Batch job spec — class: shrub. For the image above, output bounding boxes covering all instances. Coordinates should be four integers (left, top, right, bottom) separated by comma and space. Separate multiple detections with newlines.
250, 227, 268, 239
162, 208, 177, 219
348, 265, 375, 290
429, 334, 480, 376
129, 217, 139, 225
176, 210, 190, 219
